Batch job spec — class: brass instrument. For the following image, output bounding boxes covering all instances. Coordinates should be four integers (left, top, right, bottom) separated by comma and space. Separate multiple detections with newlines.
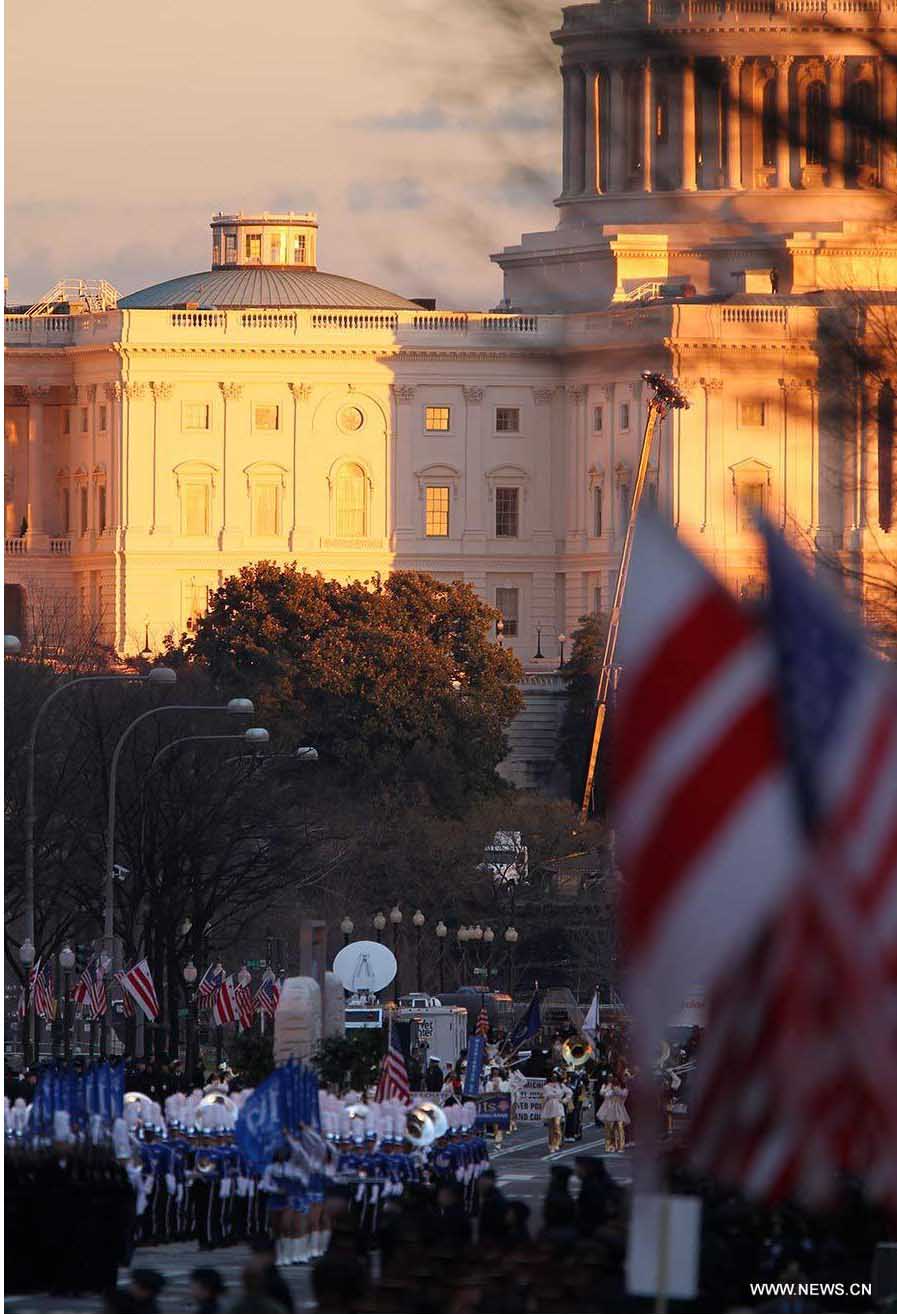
194, 1151, 217, 1176
561, 1038, 594, 1069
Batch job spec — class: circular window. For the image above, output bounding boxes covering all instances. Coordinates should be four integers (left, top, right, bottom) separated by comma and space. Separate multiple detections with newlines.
337, 405, 365, 434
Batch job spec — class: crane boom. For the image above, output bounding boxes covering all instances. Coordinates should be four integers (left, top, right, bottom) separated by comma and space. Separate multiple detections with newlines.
578, 372, 690, 822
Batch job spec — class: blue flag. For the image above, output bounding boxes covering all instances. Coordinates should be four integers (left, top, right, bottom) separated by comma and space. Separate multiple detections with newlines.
463, 1036, 486, 1097
505, 990, 541, 1051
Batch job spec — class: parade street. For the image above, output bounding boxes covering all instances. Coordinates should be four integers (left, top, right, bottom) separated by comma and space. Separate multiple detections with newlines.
4, 1127, 631, 1314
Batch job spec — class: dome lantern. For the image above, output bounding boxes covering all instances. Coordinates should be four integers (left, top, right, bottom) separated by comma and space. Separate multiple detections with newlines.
210, 211, 318, 272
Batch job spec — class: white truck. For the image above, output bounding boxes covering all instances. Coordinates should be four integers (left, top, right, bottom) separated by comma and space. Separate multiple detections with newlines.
393, 996, 467, 1067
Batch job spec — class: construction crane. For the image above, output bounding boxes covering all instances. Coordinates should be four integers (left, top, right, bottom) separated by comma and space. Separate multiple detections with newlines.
579, 371, 690, 823
25, 279, 119, 317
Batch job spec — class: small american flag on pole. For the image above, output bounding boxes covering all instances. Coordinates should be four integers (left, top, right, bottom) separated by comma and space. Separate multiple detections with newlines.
114, 971, 136, 1018
119, 959, 160, 1021
235, 975, 254, 1031
475, 1006, 490, 1039
33, 961, 56, 1021
197, 962, 224, 1006
253, 968, 279, 1018
87, 960, 108, 1019
375, 1021, 411, 1104
212, 976, 237, 1026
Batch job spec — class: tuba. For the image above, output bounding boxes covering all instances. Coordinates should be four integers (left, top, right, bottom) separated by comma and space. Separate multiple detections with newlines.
561, 1037, 594, 1069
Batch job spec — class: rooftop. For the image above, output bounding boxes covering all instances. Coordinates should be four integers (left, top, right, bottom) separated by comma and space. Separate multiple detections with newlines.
118, 266, 422, 311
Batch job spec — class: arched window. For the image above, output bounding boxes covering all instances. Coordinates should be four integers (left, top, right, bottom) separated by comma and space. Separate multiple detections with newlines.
805, 82, 829, 166
334, 462, 367, 538
879, 384, 895, 533
847, 80, 876, 172
761, 78, 778, 168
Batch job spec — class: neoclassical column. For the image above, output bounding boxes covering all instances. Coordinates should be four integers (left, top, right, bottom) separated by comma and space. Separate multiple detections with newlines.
25, 385, 51, 544
568, 66, 586, 195
641, 58, 654, 193
883, 58, 897, 192
583, 66, 602, 195
609, 64, 628, 192
462, 385, 485, 540
699, 378, 723, 532
828, 55, 847, 187
724, 56, 744, 189
105, 383, 122, 542
778, 378, 804, 530
121, 382, 145, 537
532, 387, 556, 543
681, 57, 698, 192
561, 68, 573, 195
148, 382, 172, 534
775, 56, 794, 189
288, 382, 312, 549
218, 382, 243, 548
861, 377, 881, 532
565, 385, 586, 542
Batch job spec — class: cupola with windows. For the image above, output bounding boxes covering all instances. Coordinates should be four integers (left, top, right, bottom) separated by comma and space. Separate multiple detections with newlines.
211, 211, 318, 270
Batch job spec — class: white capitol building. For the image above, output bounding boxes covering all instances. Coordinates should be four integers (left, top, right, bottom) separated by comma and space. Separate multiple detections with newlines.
5, 0, 897, 781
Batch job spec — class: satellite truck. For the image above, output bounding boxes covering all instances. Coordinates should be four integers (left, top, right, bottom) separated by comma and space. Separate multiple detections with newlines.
392, 994, 467, 1068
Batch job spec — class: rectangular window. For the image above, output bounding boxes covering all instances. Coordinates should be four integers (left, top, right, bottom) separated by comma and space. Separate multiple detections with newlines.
97, 485, 107, 534
253, 404, 279, 431
495, 587, 520, 637
184, 580, 211, 631
63, 409, 71, 436
593, 585, 602, 615
495, 486, 520, 538
646, 479, 659, 510
592, 484, 603, 537
98, 404, 107, 431
183, 484, 210, 536
738, 480, 767, 531
245, 233, 262, 261
739, 399, 766, 427
225, 233, 237, 263
62, 487, 70, 533
620, 482, 631, 523
620, 402, 631, 430
183, 402, 210, 430
252, 483, 279, 536
80, 407, 89, 433
425, 405, 451, 432
96, 582, 104, 622
495, 406, 520, 434
292, 234, 307, 264
593, 405, 603, 433
79, 486, 88, 534
425, 486, 450, 537
270, 234, 282, 263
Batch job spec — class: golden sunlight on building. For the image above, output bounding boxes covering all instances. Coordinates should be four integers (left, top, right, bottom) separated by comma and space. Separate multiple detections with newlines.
5, 2, 897, 784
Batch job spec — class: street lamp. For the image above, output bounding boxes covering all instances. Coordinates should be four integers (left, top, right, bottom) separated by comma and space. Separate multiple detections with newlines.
412, 910, 425, 992
5, 634, 22, 655
457, 925, 469, 984
373, 911, 386, 943
389, 906, 402, 1001
483, 926, 495, 984
19, 938, 35, 1065
558, 634, 568, 669
183, 960, 198, 1079
435, 920, 447, 994
504, 926, 519, 996
102, 695, 252, 1056
340, 917, 354, 946
22, 665, 178, 996
59, 945, 75, 1063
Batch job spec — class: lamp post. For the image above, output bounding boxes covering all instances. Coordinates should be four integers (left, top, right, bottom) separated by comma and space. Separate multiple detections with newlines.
102, 696, 253, 1055
19, 938, 35, 1065
457, 925, 469, 985
533, 625, 544, 661
22, 666, 177, 998
504, 926, 519, 996
373, 911, 386, 944
389, 906, 402, 1001
558, 634, 568, 669
435, 920, 447, 994
5, 634, 22, 655
412, 910, 425, 991
59, 945, 75, 1062
340, 917, 354, 947
496, 617, 505, 647
183, 960, 198, 1079
483, 926, 495, 986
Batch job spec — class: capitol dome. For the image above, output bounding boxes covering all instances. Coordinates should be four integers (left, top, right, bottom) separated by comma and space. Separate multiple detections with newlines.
119, 210, 421, 310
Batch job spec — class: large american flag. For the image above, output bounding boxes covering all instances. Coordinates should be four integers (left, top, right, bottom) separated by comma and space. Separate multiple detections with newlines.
376, 1023, 411, 1104
234, 975, 254, 1031
33, 961, 56, 1021
614, 512, 897, 1203
87, 959, 108, 1019
475, 1007, 490, 1039
119, 959, 160, 1021
212, 976, 237, 1026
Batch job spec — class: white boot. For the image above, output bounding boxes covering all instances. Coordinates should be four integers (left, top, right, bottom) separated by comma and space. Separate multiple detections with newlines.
295, 1234, 311, 1264
317, 1228, 331, 1258
275, 1239, 288, 1267
289, 1237, 301, 1265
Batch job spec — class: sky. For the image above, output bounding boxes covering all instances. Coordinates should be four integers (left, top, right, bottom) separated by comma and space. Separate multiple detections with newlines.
5, 0, 562, 310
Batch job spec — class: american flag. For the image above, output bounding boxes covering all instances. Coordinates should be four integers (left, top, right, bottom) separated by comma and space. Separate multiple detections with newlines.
197, 962, 224, 1005
212, 976, 237, 1026
235, 975, 254, 1031
475, 1007, 490, 1039
615, 513, 897, 1203
375, 1022, 411, 1104
33, 961, 56, 1021
87, 959, 108, 1019
118, 958, 160, 1021
16, 986, 26, 1020
72, 962, 91, 1008
114, 972, 135, 1018
254, 968, 280, 1018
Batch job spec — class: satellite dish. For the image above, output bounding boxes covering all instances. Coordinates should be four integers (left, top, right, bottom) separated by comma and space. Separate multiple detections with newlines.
333, 939, 397, 995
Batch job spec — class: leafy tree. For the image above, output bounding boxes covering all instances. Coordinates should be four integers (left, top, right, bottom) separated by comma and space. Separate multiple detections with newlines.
312, 1032, 385, 1093
171, 566, 523, 810
226, 1030, 274, 1086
